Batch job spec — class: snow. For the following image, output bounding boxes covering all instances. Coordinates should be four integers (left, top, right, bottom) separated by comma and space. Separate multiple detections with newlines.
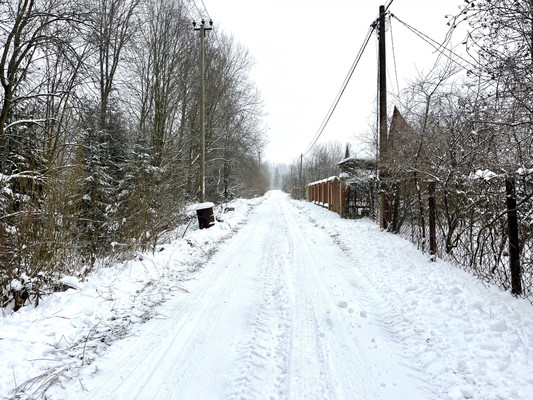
58, 276, 81, 290
188, 201, 215, 211
471, 169, 499, 181
517, 167, 533, 176
9, 279, 23, 292
1, 191, 533, 400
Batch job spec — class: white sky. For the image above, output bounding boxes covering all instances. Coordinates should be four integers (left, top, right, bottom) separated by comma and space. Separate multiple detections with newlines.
201, 0, 466, 164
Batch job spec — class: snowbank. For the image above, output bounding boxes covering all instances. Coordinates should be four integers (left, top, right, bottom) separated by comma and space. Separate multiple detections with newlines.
294, 199, 533, 400
0, 196, 263, 400
1, 191, 532, 400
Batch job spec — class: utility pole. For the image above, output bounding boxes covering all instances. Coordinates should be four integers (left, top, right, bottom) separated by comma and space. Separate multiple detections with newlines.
299, 153, 303, 198
378, 5, 388, 229
193, 19, 212, 202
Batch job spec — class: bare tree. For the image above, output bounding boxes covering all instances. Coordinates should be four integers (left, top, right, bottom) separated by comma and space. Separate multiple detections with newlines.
1, 0, 269, 311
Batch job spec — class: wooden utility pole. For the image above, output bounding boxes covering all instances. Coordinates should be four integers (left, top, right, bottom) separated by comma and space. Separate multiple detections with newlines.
378, 5, 388, 229
299, 153, 303, 198
194, 19, 212, 202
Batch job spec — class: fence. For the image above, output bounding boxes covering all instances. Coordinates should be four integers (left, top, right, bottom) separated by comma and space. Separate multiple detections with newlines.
306, 173, 533, 302
306, 176, 346, 217
307, 175, 378, 219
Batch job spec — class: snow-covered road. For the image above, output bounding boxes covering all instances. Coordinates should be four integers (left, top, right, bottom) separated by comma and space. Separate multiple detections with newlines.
64, 192, 430, 399
7, 191, 532, 400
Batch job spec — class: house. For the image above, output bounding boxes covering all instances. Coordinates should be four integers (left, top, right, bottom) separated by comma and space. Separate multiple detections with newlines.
306, 106, 412, 222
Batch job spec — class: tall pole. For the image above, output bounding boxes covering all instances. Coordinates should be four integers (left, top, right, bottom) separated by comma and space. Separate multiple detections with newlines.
299, 153, 303, 198
194, 19, 212, 202
378, 5, 388, 229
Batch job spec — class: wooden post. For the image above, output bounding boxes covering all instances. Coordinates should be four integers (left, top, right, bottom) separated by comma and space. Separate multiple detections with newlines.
506, 177, 522, 295
328, 180, 333, 211
194, 20, 212, 202
428, 181, 437, 260
299, 153, 303, 199
391, 181, 400, 233
340, 175, 346, 218
378, 5, 388, 229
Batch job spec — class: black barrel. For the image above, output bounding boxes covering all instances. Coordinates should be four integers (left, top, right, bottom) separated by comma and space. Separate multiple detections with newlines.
196, 204, 215, 229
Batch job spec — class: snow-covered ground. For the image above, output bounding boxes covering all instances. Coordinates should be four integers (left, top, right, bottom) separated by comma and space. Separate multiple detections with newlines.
1, 191, 532, 400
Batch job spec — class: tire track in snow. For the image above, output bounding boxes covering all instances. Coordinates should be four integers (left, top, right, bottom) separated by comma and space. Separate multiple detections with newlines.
306, 205, 436, 381
280, 198, 431, 400
138, 207, 281, 400
75, 207, 269, 400
227, 206, 293, 400
58, 193, 431, 400
279, 199, 369, 400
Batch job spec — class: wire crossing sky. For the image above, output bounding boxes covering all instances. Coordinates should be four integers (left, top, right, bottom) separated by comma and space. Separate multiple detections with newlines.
302, 24, 375, 158
202, 0, 466, 164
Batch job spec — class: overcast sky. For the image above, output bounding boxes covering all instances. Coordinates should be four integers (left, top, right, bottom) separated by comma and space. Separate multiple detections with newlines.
201, 0, 466, 164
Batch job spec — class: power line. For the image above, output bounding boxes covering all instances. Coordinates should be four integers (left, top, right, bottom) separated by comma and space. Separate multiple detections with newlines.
190, 0, 204, 20
390, 14, 479, 75
389, 14, 401, 97
302, 5, 394, 158
194, 0, 223, 49
302, 24, 376, 157
183, 1, 201, 29
200, 0, 212, 21
183, 1, 220, 52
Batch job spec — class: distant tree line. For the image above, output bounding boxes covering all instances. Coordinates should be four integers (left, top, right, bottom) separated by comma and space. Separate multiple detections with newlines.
282, 142, 344, 199
0, 0, 268, 310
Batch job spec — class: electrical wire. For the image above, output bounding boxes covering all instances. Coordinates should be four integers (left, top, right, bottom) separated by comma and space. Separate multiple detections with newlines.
195, 0, 224, 49
190, 0, 204, 20
302, 24, 376, 157
183, 0, 219, 52
183, 1, 199, 27
391, 14, 479, 75
384, 0, 395, 13
302, 4, 394, 158
389, 14, 401, 98
200, 0, 212, 21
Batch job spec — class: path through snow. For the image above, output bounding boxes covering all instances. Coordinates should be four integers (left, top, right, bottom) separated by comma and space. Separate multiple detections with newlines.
56, 192, 431, 399
3, 191, 533, 400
